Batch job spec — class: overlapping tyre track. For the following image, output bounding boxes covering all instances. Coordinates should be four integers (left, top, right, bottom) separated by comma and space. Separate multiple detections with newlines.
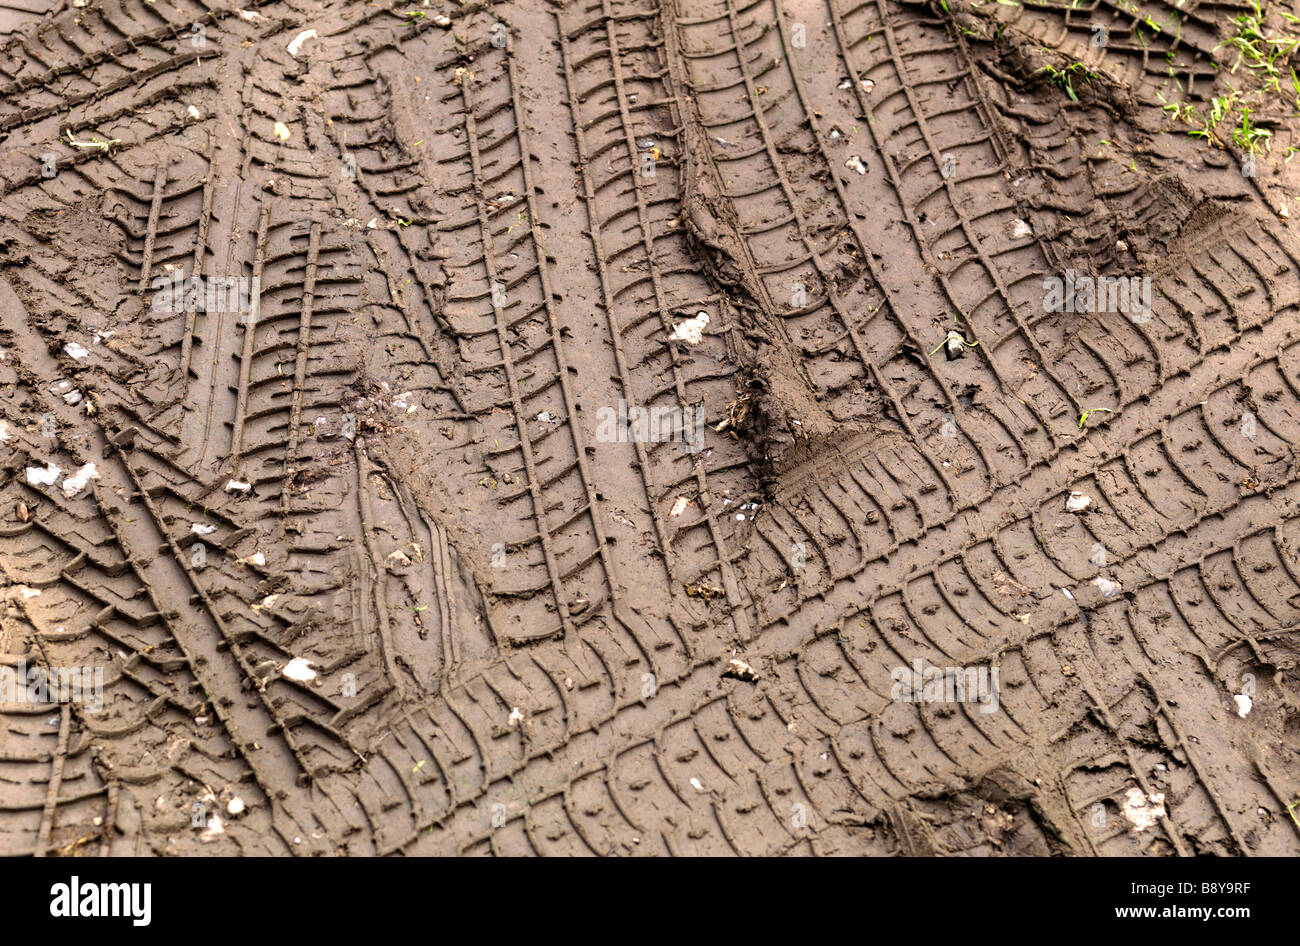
0, 0, 1297, 855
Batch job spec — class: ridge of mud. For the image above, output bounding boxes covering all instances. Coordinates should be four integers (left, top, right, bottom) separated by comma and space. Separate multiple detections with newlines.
677, 95, 870, 491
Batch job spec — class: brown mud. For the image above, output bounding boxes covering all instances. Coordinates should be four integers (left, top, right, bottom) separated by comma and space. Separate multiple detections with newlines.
0, 0, 1298, 855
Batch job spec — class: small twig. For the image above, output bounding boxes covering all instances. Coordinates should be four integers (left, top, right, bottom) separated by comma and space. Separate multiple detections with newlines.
63, 129, 121, 153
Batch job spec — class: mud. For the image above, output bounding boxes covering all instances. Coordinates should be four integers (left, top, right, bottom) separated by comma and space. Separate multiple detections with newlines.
0, 0, 1298, 856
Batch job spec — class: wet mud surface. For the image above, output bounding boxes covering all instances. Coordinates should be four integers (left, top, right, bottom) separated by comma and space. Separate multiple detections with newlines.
0, 0, 1298, 855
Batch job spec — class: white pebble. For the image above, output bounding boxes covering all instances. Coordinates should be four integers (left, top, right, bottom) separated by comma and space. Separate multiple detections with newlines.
287, 29, 318, 57
61, 462, 99, 498
283, 657, 316, 682
1065, 491, 1092, 513
26, 464, 60, 486
669, 311, 710, 345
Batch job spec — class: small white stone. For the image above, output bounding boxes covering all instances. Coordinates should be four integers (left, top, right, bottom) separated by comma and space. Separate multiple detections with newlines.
1121, 787, 1166, 833
200, 813, 225, 842
283, 657, 316, 682
669, 311, 710, 345
27, 464, 60, 486
64, 342, 89, 360
725, 658, 760, 682
1065, 491, 1092, 513
224, 479, 251, 493
287, 29, 318, 57
61, 462, 99, 498
1092, 576, 1122, 599
1234, 693, 1252, 718
227, 797, 246, 816
845, 155, 867, 175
